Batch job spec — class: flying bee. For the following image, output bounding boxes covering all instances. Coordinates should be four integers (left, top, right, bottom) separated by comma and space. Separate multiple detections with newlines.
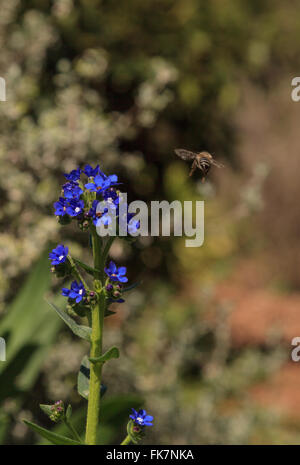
174, 149, 224, 182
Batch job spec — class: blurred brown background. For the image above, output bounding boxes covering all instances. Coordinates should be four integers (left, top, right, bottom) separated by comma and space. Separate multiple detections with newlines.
1, 0, 300, 444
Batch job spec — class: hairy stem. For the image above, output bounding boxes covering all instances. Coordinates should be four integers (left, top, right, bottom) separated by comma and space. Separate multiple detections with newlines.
120, 435, 132, 445
85, 230, 104, 445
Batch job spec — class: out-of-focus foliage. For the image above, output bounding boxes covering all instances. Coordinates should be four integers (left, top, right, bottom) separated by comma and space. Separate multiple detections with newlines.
0, 252, 62, 443
1, 0, 300, 445
122, 290, 286, 444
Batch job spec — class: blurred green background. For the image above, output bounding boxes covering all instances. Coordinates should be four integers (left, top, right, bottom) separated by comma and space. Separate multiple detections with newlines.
1, 0, 300, 444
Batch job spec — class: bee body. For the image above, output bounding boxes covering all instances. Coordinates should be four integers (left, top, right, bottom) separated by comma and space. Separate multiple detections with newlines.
174, 149, 224, 182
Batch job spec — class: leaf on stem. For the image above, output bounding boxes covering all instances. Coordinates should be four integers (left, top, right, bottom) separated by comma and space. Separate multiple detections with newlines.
72, 257, 101, 277
122, 282, 141, 293
89, 346, 119, 364
23, 420, 81, 445
46, 300, 91, 341
127, 420, 139, 444
105, 308, 116, 317
77, 355, 107, 400
66, 404, 72, 421
39, 404, 52, 417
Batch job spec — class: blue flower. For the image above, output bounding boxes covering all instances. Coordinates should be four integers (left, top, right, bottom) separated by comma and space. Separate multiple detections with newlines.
63, 181, 83, 200
64, 168, 81, 182
127, 213, 140, 235
66, 199, 84, 217
62, 281, 86, 303
128, 220, 140, 235
103, 188, 119, 209
54, 196, 84, 218
88, 199, 98, 219
87, 200, 108, 226
49, 245, 69, 265
88, 200, 115, 227
104, 261, 128, 283
85, 174, 118, 193
130, 409, 153, 427
83, 164, 100, 178
103, 173, 118, 188
54, 197, 68, 216
97, 212, 113, 226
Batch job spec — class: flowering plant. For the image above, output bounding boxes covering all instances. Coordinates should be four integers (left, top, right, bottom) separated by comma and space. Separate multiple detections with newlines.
23, 165, 153, 445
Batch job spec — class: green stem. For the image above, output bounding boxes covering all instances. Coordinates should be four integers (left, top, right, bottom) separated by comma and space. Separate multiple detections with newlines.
64, 419, 82, 443
85, 230, 104, 445
120, 434, 132, 445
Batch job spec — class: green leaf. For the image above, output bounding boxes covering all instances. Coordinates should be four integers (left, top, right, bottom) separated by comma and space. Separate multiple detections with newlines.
77, 356, 90, 400
0, 250, 64, 408
77, 356, 107, 400
66, 404, 72, 421
40, 404, 53, 418
46, 300, 91, 341
89, 346, 119, 364
23, 420, 81, 445
104, 308, 116, 318
72, 257, 100, 276
127, 420, 139, 444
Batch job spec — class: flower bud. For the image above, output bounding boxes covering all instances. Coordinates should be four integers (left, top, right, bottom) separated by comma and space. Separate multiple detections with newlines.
79, 220, 89, 231
49, 400, 65, 423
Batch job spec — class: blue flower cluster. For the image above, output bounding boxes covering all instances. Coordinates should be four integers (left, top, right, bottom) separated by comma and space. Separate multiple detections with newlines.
130, 409, 153, 427
53, 164, 140, 236
51, 165, 138, 310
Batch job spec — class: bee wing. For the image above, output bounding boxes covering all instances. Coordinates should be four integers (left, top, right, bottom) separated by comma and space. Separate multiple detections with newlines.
174, 149, 196, 161
211, 160, 224, 168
